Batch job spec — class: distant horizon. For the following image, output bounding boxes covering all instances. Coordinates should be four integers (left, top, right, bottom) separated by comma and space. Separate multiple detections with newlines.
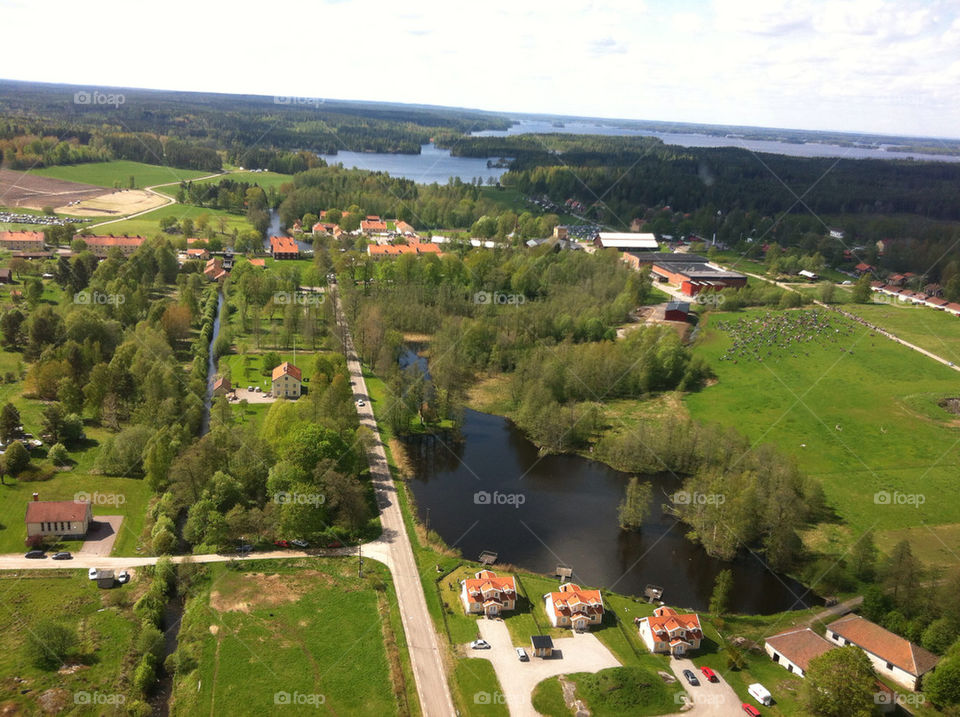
3, 76, 959, 144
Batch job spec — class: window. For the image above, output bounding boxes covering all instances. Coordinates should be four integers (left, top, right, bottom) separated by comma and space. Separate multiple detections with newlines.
787, 664, 793, 673
773, 653, 780, 663
831, 633, 839, 640
886, 662, 893, 671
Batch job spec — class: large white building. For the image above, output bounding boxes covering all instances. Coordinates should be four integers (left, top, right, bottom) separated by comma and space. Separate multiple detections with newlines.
826, 615, 939, 690
594, 232, 659, 251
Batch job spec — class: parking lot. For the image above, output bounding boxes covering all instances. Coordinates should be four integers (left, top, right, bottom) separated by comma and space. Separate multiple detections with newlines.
472, 619, 620, 717
668, 656, 744, 716
230, 387, 276, 404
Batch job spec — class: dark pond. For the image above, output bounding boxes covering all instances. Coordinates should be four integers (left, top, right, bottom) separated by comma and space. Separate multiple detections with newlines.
405, 407, 819, 614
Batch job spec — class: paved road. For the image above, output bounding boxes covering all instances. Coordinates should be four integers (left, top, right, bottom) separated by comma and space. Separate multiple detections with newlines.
475, 619, 620, 717
335, 288, 456, 717
802, 595, 863, 627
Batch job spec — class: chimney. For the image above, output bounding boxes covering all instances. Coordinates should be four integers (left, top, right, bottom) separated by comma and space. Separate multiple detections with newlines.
32, 492, 39, 501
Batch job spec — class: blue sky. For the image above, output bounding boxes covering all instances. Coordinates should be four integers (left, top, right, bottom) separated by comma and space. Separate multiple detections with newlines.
2, 0, 959, 138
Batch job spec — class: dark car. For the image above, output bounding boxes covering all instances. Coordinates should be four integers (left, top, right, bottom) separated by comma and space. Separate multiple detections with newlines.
682, 669, 700, 686
24, 550, 45, 559
52, 551, 72, 560
237, 544, 254, 554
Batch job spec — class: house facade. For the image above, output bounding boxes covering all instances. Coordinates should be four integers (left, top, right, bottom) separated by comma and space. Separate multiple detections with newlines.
0, 230, 45, 252
25, 494, 92, 541
544, 583, 604, 630
826, 615, 939, 690
270, 235, 300, 260
271, 362, 302, 399
637, 606, 703, 657
764, 627, 835, 678
81, 235, 145, 257
459, 570, 517, 617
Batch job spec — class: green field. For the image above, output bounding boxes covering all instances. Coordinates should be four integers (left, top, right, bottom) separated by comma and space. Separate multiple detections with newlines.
170, 559, 410, 717
32, 161, 213, 189
686, 308, 960, 541
0, 571, 142, 713
91, 202, 254, 238
153, 169, 293, 197
845, 301, 960, 364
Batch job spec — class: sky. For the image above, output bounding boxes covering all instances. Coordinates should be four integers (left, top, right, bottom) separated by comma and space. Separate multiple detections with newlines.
2, 0, 959, 138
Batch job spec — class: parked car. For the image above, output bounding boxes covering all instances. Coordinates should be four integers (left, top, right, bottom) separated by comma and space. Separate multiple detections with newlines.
117, 570, 130, 584
700, 666, 718, 682
88, 567, 99, 580
356, 399, 365, 407
248, 386, 254, 391
237, 544, 254, 554
515, 647, 528, 661
470, 640, 491, 650
747, 683, 772, 706
325, 540, 343, 549
51, 551, 72, 560
274, 540, 291, 548
290, 539, 309, 549
24, 550, 45, 559
682, 669, 700, 686
741, 704, 761, 717
254, 386, 261, 392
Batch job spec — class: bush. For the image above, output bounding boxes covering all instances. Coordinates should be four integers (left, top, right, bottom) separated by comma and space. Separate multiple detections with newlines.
3, 440, 30, 476
132, 654, 158, 696
48, 442, 69, 466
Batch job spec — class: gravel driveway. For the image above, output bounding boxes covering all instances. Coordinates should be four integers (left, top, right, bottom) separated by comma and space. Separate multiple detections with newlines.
668, 656, 744, 716
77, 516, 123, 557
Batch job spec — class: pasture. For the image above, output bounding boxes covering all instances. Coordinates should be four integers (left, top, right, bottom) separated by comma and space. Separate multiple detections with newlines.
153, 169, 293, 197
31, 161, 212, 189
844, 301, 960, 364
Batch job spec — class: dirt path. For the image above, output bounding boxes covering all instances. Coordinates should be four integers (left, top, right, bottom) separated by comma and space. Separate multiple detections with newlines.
802, 595, 863, 627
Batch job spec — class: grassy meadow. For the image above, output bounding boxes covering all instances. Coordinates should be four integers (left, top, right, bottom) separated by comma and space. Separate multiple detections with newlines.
31, 161, 213, 189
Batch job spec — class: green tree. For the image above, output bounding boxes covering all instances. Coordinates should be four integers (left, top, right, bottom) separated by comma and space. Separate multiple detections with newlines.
852, 274, 872, 303
4, 440, 31, 476
882, 539, 924, 609
617, 477, 652, 530
709, 569, 733, 616
25, 620, 77, 670
819, 281, 836, 303
0, 402, 21, 444
48, 442, 69, 466
924, 654, 960, 707
803, 646, 876, 717
849, 529, 878, 582
0, 309, 25, 349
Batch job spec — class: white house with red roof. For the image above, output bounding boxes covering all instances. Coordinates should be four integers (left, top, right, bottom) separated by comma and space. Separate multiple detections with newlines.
271, 362, 302, 399
637, 606, 703, 657
460, 570, 517, 617
543, 583, 604, 630
24, 493, 92, 541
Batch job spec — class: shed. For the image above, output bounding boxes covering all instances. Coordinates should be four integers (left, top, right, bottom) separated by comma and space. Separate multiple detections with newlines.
531, 635, 554, 658
96, 569, 116, 589
663, 302, 691, 322
0, 268, 11, 284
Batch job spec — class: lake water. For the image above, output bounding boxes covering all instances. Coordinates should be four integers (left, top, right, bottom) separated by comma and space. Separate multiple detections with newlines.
472, 119, 960, 163
319, 143, 509, 185
405, 407, 819, 614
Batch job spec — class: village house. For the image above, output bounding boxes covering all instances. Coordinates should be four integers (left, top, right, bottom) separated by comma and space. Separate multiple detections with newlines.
854, 262, 876, 276
764, 627, 835, 678
826, 614, 939, 690
637, 606, 703, 657
394, 220, 417, 237
81, 235, 145, 257
25, 493, 92, 542
651, 262, 747, 296
367, 243, 442, 259
0, 230, 45, 253
271, 362, 302, 399
543, 583, 604, 630
459, 570, 517, 617
212, 376, 231, 397
360, 216, 388, 234
186, 247, 210, 261
204, 257, 227, 281
269, 235, 300, 260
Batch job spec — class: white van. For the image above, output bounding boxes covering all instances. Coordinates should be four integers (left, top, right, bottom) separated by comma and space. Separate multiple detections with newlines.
748, 683, 772, 706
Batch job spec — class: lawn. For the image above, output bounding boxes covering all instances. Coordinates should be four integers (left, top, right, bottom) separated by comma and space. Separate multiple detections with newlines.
32, 161, 213, 189
90, 202, 254, 238
844, 301, 960, 364
0, 570, 142, 713
686, 308, 960, 540
152, 169, 293, 197
452, 658, 509, 716
559, 666, 682, 717
170, 558, 411, 717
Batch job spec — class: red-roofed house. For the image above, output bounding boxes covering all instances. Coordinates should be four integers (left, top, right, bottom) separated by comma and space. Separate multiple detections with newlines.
186, 248, 210, 261
544, 583, 604, 630
460, 570, 517, 617
213, 376, 232, 397
204, 257, 226, 281
248, 258, 265, 268
764, 627, 835, 677
854, 262, 875, 275
367, 243, 442, 259
82, 235, 145, 257
637, 606, 703, 656
312, 222, 342, 237
25, 493, 93, 541
927, 297, 948, 308
945, 303, 960, 315
360, 217, 388, 234
827, 615, 939, 690
0, 231, 45, 252
271, 362, 302, 399
395, 220, 417, 236
270, 235, 300, 260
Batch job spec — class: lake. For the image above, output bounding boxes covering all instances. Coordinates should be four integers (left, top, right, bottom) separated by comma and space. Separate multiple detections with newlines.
319, 142, 509, 185
405, 407, 819, 614
473, 119, 960, 163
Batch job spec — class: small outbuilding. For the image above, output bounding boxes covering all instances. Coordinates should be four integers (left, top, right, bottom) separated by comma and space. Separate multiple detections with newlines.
530, 635, 554, 658
663, 302, 691, 322
96, 569, 116, 589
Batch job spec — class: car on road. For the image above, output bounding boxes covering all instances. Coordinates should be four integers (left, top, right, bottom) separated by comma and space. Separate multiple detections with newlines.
247, 386, 254, 391
325, 540, 343, 549
118, 570, 130, 584
274, 540, 291, 548
52, 551, 72, 560
470, 640, 491, 650
24, 550, 45, 559
682, 669, 700, 686
700, 666, 718, 682
356, 399, 365, 407
741, 704, 761, 717
516, 647, 528, 661
290, 539, 309, 549
88, 568, 99, 580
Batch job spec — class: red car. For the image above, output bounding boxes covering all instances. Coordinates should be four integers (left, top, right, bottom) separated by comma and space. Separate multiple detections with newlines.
325, 540, 343, 549
700, 667, 718, 682
274, 540, 291, 548
741, 704, 761, 717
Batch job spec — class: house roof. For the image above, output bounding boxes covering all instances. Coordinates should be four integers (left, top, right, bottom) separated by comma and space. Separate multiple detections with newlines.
367, 243, 442, 257
546, 583, 604, 611
0, 269, 11, 278
248, 258, 265, 267
25, 500, 90, 524
82, 235, 145, 248
854, 262, 874, 272
463, 571, 516, 603
272, 362, 302, 382
626, 252, 707, 264
644, 606, 702, 634
665, 302, 690, 314
213, 376, 231, 391
946, 303, 960, 312
597, 232, 659, 249
270, 235, 299, 254
927, 297, 948, 306
395, 220, 417, 235
531, 635, 554, 649
186, 248, 209, 257
765, 627, 835, 671
826, 615, 939, 677
0, 230, 44, 243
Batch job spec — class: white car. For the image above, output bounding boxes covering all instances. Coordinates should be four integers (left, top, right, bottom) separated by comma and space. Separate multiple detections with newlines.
470, 639, 491, 650
118, 570, 130, 584
356, 400, 365, 407
290, 539, 309, 549
88, 568, 98, 580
